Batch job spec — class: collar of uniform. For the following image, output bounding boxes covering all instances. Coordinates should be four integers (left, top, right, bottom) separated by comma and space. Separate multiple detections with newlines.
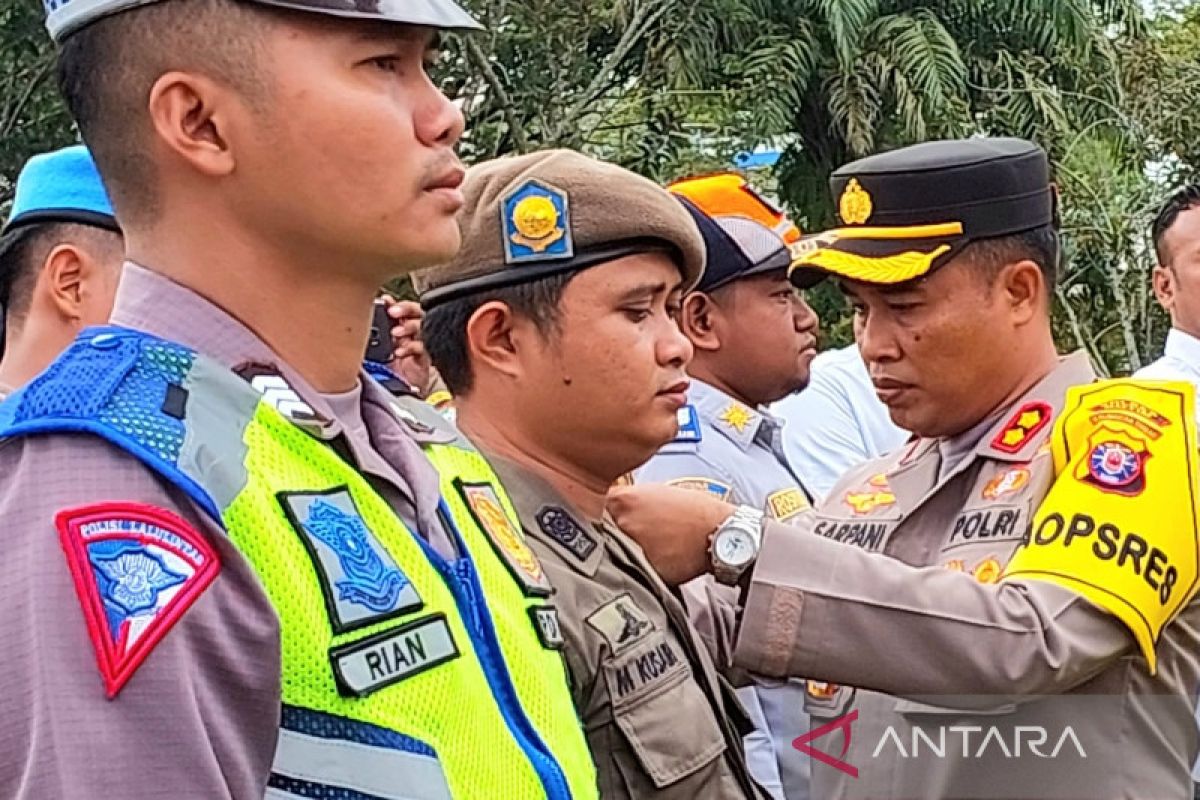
481, 451, 606, 577
976, 349, 1096, 462
689, 378, 769, 451
363, 381, 459, 446
1162, 328, 1200, 374
109, 261, 352, 439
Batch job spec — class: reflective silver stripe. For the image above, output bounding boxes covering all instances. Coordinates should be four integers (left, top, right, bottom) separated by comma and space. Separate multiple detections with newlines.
272, 728, 453, 800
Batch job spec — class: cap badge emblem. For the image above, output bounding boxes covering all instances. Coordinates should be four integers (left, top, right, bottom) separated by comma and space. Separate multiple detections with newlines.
839, 178, 873, 225
502, 179, 573, 264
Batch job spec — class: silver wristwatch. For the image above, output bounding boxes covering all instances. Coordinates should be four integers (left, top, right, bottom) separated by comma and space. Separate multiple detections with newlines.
710, 505, 765, 586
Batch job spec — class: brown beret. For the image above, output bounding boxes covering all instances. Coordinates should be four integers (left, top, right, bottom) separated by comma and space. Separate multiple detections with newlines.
412, 149, 706, 307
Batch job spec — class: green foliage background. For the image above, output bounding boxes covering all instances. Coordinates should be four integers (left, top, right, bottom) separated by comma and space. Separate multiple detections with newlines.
3, 0, 1198, 374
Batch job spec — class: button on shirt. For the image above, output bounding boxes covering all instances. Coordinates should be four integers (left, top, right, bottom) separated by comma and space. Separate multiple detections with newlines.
772, 345, 907, 502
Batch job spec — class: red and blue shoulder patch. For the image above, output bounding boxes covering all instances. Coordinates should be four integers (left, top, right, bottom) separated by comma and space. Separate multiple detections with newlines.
56, 503, 220, 698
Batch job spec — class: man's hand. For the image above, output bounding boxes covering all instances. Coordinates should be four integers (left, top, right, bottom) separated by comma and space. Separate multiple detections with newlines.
380, 295, 434, 396
607, 484, 734, 586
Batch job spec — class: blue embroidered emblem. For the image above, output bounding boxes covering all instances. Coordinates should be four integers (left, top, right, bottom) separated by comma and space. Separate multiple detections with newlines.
92, 543, 186, 622
281, 489, 423, 633
303, 499, 407, 612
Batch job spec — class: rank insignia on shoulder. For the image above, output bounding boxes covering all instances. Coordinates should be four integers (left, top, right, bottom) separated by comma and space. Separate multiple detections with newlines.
458, 482, 552, 597
56, 502, 221, 699
843, 474, 897, 516
502, 179, 573, 264
673, 405, 702, 443
992, 401, 1052, 454
236, 363, 320, 424
587, 594, 654, 654
279, 488, 423, 634
767, 487, 810, 522
668, 477, 732, 502
536, 506, 599, 562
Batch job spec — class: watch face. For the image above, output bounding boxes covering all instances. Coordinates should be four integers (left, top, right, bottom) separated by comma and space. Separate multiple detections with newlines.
715, 529, 755, 568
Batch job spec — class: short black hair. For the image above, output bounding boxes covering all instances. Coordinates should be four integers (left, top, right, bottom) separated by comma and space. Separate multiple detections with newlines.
1, 224, 61, 323
1151, 185, 1200, 266
422, 272, 577, 396
56, 0, 270, 227
0, 222, 123, 324
961, 223, 1060, 292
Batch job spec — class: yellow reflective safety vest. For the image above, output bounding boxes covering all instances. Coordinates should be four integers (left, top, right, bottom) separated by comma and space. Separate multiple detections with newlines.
0, 328, 598, 800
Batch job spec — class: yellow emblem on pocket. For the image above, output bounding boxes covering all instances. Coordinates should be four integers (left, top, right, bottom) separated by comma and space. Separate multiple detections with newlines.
1003, 379, 1200, 673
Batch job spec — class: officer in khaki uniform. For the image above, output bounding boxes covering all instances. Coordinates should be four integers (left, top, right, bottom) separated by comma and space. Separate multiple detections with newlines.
635, 174, 819, 799
610, 138, 1200, 799
413, 149, 763, 799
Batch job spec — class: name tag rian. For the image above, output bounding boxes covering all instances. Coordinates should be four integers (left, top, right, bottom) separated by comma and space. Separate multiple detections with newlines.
331, 614, 460, 697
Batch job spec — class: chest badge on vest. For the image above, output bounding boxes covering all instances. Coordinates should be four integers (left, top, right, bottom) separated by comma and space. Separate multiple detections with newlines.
330, 612, 460, 697
992, 401, 1052, 454
458, 482, 552, 597
279, 488, 423, 633
56, 502, 221, 699
844, 474, 897, 515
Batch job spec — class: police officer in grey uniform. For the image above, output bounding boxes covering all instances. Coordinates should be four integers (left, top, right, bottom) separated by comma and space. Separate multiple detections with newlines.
612, 138, 1200, 800
635, 174, 820, 799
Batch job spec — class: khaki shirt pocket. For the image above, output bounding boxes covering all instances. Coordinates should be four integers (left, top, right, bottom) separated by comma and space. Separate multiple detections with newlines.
602, 632, 727, 788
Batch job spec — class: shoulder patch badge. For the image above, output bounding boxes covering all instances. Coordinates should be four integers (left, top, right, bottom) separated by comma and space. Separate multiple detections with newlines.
673, 405, 702, 444
502, 179, 573, 264
586, 594, 654, 654
844, 474, 897, 516
458, 482, 552, 597
536, 506, 599, 562
992, 401, 1052, 454
56, 502, 220, 698
767, 487, 810, 522
279, 488, 423, 634
667, 477, 732, 502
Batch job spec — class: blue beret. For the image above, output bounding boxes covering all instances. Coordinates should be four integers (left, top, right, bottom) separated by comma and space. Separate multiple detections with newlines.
3, 145, 118, 235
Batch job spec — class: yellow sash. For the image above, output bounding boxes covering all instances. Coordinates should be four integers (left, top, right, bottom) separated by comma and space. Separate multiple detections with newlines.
1003, 379, 1200, 672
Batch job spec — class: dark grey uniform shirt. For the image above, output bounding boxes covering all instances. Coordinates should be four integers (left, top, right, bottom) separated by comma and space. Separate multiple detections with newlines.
0, 263, 460, 799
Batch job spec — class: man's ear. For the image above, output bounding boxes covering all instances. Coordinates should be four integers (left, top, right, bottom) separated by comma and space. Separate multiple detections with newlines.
42, 243, 88, 322
1152, 264, 1176, 314
1000, 259, 1045, 326
147, 71, 239, 180
680, 292, 721, 352
465, 301, 525, 381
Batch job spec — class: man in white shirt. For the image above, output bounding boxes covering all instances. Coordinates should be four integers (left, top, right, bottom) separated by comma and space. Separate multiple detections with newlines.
1135, 183, 1200, 798
1138, 184, 1200, 408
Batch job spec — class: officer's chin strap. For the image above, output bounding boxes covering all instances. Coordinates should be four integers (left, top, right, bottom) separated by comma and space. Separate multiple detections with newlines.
1003, 379, 1200, 675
